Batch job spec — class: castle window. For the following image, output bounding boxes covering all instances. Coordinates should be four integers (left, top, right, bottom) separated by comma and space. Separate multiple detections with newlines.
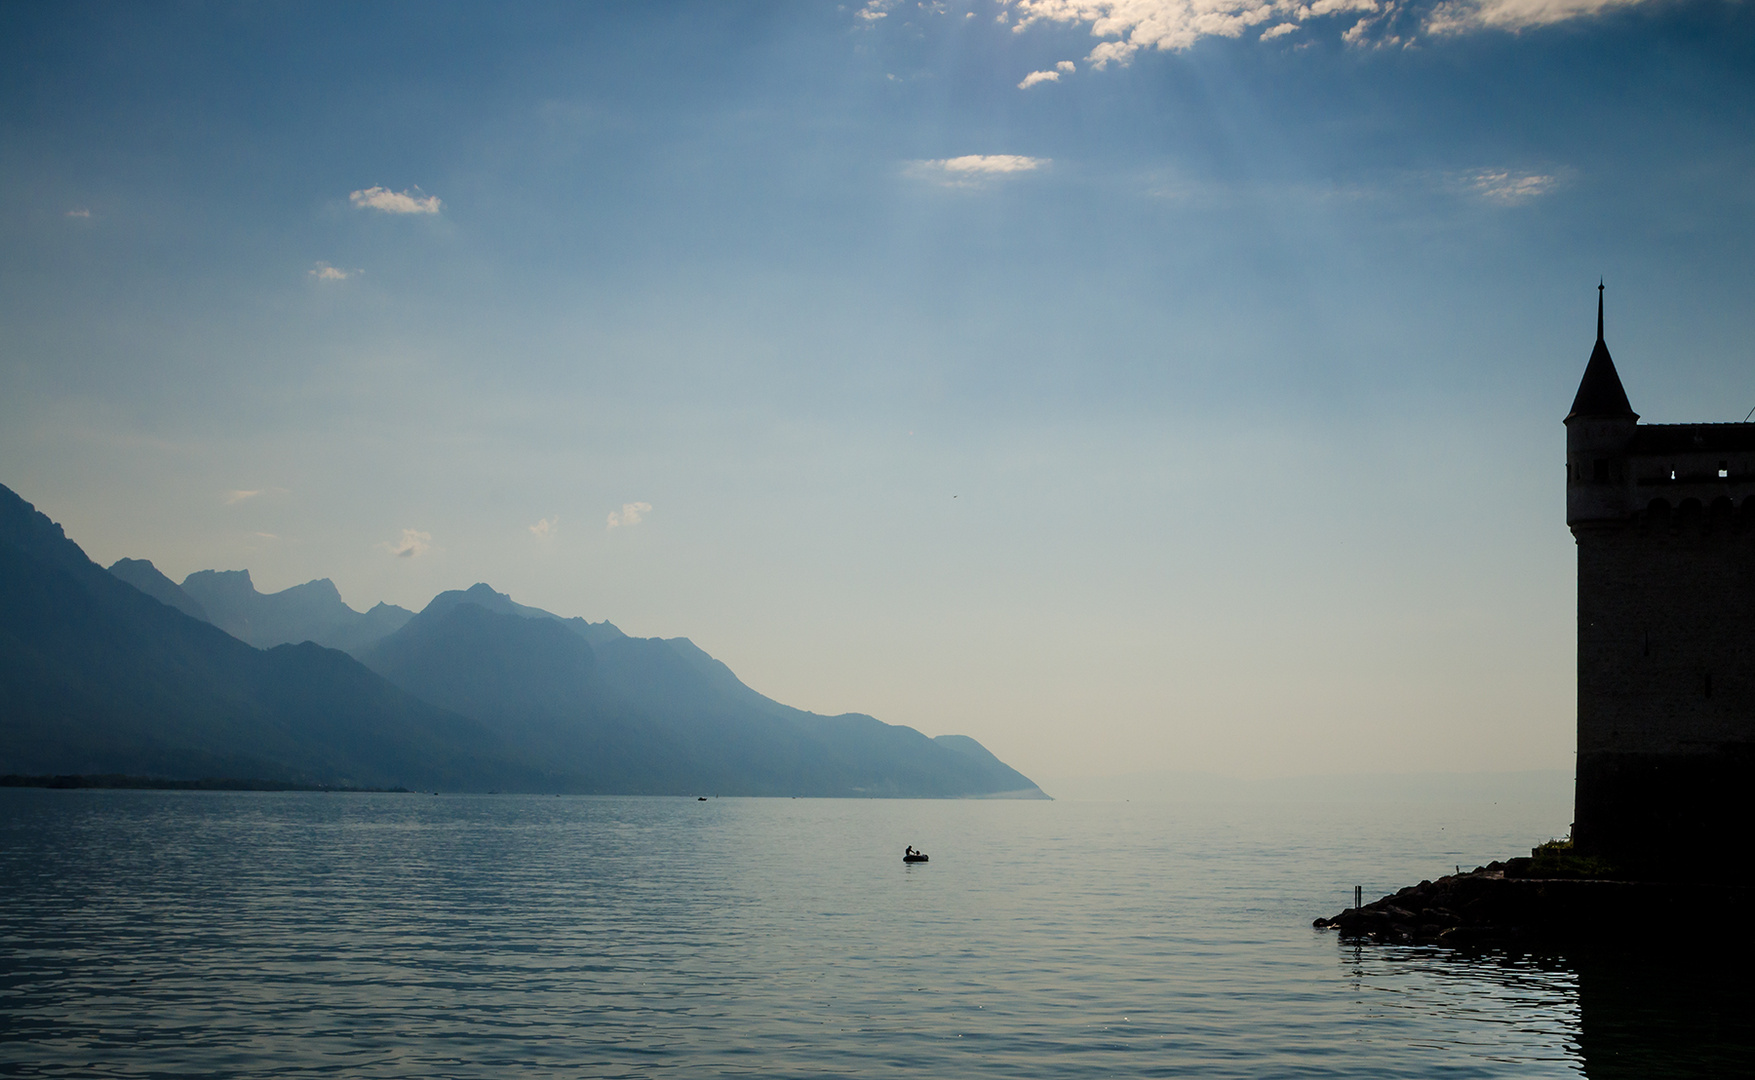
1670, 468, 1677, 480
1718, 461, 1729, 478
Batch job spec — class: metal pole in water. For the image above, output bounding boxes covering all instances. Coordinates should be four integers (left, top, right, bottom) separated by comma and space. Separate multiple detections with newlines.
1353, 885, 1362, 910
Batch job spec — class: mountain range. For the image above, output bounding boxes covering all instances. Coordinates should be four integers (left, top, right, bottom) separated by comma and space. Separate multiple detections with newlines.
1, 483, 1045, 797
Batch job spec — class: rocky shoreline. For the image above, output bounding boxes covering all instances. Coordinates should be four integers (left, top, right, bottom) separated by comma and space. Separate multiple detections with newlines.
1315, 861, 1755, 947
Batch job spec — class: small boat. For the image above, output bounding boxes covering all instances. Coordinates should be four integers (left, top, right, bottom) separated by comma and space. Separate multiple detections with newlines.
903, 852, 929, 863
697, 796, 707, 801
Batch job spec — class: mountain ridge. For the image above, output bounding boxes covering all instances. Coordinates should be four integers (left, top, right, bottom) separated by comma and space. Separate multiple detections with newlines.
181, 568, 414, 651
106, 557, 209, 622
2, 482, 1044, 798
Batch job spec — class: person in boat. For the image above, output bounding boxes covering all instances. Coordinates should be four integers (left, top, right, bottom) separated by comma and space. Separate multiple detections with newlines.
905, 846, 916, 857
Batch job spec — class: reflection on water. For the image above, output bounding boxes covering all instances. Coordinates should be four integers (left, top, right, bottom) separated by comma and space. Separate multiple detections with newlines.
0, 789, 1744, 1077
1341, 942, 1755, 1079
1572, 948, 1755, 1078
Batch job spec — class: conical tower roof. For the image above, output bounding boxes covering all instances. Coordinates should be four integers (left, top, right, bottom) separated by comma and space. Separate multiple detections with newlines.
1566, 282, 1636, 421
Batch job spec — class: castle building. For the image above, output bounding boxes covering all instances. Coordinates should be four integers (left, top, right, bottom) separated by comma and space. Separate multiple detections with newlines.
1565, 284, 1755, 877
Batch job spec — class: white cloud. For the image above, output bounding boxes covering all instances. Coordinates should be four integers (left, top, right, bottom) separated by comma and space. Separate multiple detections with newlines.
1019, 60, 1078, 89
910, 154, 1050, 186
606, 502, 652, 529
1004, 0, 1650, 55
1465, 169, 1559, 202
1342, 12, 1388, 44
65, 208, 91, 219
308, 262, 359, 281
1011, 0, 1297, 60
529, 516, 558, 539
380, 529, 434, 558
941, 155, 1046, 174
859, 0, 897, 20
349, 186, 442, 214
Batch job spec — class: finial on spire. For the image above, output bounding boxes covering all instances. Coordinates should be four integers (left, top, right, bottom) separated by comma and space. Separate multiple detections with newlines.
1597, 279, 1605, 343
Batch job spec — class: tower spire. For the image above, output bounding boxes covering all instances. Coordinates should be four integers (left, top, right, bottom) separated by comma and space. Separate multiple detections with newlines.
1567, 280, 1635, 421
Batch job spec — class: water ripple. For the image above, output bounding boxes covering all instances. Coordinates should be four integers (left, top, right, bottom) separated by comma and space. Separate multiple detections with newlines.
1, 790, 1742, 1077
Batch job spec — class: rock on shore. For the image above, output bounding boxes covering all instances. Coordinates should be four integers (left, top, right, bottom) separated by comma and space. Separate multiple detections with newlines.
1314, 863, 1755, 947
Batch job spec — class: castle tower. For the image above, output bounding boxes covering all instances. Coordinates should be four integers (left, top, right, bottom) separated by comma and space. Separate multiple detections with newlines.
1566, 285, 1755, 880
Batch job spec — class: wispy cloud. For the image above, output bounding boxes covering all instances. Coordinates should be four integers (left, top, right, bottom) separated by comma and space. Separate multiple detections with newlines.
308, 262, 360, 281
529, 516, 559, 539
1018, 60, 1077, 88
65, 208, 92, 219
858, 0, 897, 20
380, 529, 434, 558
1426, 0, 1646, 33
910, 154, 1050, 187
1461, 169, 1560, 202
349, 186, 442, 214
606, 502, 652, 529
223, 486, 288, 505
1004, 0, 1652, 56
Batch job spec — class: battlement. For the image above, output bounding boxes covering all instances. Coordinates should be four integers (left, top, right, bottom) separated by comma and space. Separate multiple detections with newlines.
1570, 423, 1755, 524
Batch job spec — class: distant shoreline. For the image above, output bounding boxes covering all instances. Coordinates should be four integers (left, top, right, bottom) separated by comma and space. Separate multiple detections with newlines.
0, 774, 411, 793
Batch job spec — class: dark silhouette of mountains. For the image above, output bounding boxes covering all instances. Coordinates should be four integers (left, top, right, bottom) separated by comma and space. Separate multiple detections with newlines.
0, 485, 538, 790
1, 482, 1045, 797
180, 569, 413, 651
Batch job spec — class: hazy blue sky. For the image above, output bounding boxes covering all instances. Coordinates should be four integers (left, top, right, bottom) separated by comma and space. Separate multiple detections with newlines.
4, 1, 1752, 783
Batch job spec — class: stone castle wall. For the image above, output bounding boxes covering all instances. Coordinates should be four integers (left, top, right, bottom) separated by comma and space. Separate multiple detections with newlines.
1569, 425, 1755, 876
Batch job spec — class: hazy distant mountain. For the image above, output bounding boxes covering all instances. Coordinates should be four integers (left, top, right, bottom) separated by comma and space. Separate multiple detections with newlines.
107, 558, 209, 622
181, 569, 413, 651
355, 584, 1047, 798
3, 482, 1043, 797
0, 483, 548, 790
353, 600, 691, 792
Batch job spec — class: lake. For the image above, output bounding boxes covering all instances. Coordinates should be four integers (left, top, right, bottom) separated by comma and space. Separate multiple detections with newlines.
0, 789, 1746, 1077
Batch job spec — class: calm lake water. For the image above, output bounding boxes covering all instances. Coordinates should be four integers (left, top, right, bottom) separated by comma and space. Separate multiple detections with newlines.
0, 790, 1747, 1078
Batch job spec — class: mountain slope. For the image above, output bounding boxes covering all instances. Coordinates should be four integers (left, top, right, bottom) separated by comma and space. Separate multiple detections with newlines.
355, 585, 1046, 798
0, 484, 542, 789
354, 602, 695, 792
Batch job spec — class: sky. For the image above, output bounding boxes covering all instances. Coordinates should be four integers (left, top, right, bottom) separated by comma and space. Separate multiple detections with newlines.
3, 0, 1752, 786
